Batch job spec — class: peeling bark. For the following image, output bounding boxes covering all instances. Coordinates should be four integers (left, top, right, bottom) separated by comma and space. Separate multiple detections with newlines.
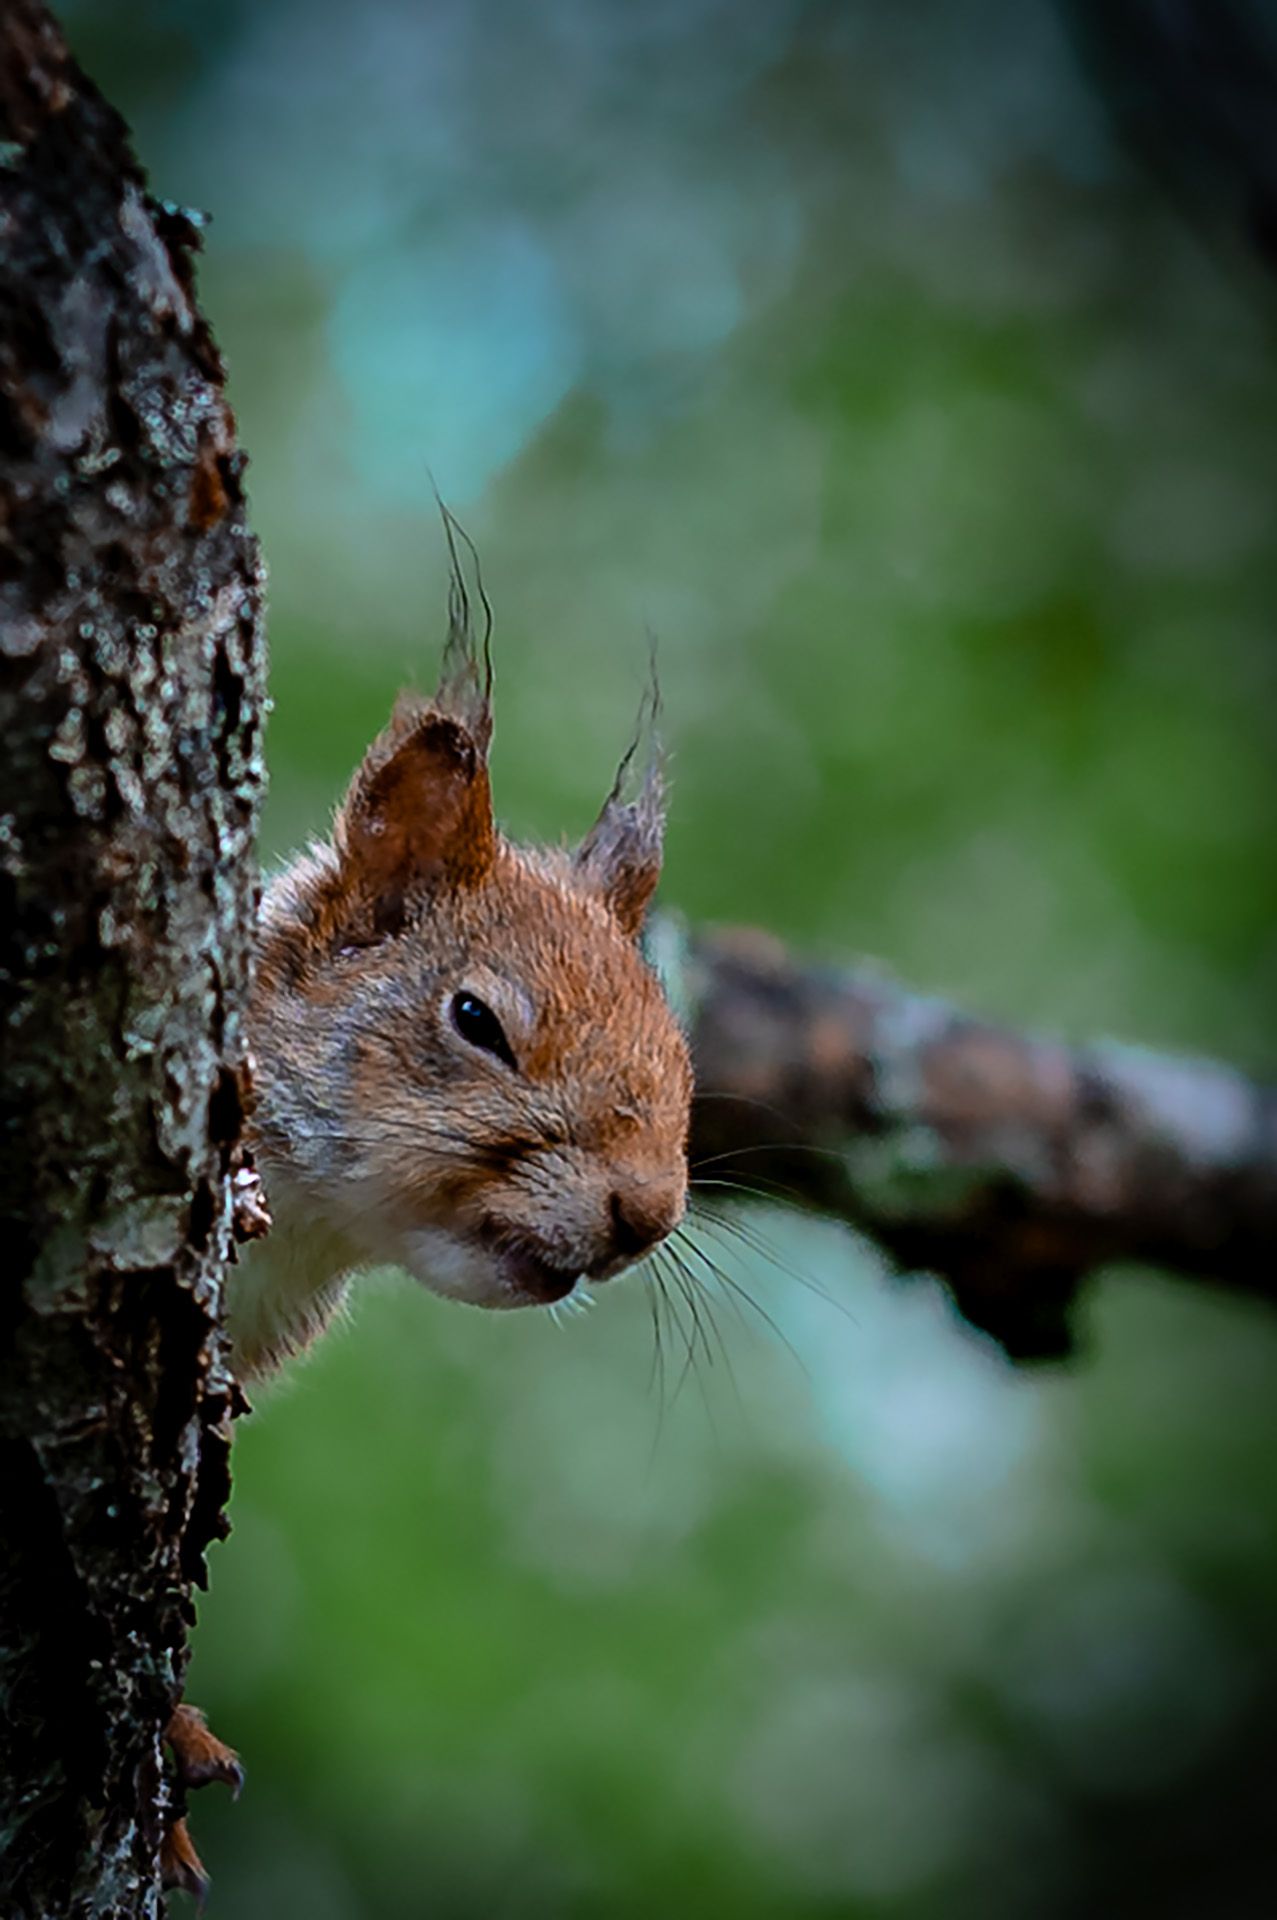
663, 921, 1277, 1360
0, 6, 265, 1916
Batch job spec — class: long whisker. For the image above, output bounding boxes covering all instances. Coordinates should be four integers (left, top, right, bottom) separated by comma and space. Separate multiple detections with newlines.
661, 1241, 749, 1427
671, 1229, 811, 1381
662, 1241, 722, 1371
657, 1251, 723, 1439
673, 1241, 754, 1344
690, 1171, 818, 1209
689, 1141, 849, 1175
691, 1204, 857, 1323
641, 1262, 680, 1469
671, 1258, 716, 1375
643, 1257, 667, 1408
650, 1249, 702, 1404
693, 1089, 819, 1130
653, 1255, 705, 1425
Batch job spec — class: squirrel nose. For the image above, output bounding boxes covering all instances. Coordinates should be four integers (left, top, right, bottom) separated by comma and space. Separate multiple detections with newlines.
609, 1187, 677, 1262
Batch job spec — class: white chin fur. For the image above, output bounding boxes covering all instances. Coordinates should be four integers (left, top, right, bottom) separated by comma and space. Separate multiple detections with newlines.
398, 1225, 535, 1310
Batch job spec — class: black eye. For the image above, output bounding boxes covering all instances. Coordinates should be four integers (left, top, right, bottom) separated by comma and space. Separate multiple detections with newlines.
450, 992, 517, 1070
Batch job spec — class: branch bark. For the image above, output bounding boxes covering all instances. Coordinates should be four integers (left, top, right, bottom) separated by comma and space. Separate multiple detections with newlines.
664, 921, 1277, 1360
0, 7, 264, 1916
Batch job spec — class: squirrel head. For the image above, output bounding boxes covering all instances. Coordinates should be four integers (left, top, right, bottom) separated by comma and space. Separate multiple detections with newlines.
248, 607, 691, 1317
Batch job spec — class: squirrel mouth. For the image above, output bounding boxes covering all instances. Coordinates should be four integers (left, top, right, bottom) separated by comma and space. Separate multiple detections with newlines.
483, 1228, 581, 1306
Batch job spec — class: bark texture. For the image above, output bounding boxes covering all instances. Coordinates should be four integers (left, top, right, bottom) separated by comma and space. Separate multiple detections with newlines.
660, 921, 1277, 1360
0, 7, 265, 1916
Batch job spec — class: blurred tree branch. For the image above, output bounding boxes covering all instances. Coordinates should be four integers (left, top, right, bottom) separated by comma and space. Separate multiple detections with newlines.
0, 3, 263, 1915
665, 921, 1277, 1361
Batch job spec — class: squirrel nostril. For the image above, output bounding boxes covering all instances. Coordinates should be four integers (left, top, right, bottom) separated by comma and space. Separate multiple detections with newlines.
609, 1190, 666, 1262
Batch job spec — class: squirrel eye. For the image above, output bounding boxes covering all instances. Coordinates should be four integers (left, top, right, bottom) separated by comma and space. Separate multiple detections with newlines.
450, 991, 517, 1070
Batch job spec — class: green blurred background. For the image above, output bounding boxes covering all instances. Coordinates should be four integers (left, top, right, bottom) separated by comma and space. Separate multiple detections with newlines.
64, 2, 1277, 1913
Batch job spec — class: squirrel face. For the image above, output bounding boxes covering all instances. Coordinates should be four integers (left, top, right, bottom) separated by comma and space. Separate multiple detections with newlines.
246, 624, 691, 1326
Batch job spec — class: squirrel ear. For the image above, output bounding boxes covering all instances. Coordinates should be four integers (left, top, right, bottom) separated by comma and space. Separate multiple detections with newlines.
335, 700, 495, 935
576, 685, 666, 939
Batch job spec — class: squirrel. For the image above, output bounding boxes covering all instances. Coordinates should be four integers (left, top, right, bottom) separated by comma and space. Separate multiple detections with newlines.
233, 592, 693, 1376
161, 551, 694, 1900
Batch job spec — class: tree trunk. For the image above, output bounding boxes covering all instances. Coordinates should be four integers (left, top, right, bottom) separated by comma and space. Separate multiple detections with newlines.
0, 6, 265, 1915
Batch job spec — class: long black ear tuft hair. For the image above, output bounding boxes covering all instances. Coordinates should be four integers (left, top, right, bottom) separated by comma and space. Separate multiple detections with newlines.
575, 655, 666, 939
322, 499, 498, 939
432, 493, 493, 758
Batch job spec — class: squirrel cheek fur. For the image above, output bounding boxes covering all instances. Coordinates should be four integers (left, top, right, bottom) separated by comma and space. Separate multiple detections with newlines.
232, 650, 692, 1380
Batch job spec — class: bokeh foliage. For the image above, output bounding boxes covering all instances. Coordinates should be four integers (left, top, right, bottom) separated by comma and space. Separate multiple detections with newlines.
61, 2, 1277, 1914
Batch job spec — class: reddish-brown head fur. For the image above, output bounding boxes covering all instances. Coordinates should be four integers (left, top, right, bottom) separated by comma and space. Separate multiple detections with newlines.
245, 611, 691, 1344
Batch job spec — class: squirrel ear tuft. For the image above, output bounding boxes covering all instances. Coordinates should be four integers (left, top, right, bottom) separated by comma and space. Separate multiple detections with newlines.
335, 702, 495, 936
433, 497, 493, 755
329, 506, 497, 938
576, 680, 666, 939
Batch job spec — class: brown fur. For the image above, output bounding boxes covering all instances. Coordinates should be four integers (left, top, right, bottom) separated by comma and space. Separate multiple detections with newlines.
235, 632, 692, 1377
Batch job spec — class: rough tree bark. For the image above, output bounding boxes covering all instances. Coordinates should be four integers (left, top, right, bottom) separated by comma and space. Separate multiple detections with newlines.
2, 3, 1276, 1915
0, 6, 265, 1916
